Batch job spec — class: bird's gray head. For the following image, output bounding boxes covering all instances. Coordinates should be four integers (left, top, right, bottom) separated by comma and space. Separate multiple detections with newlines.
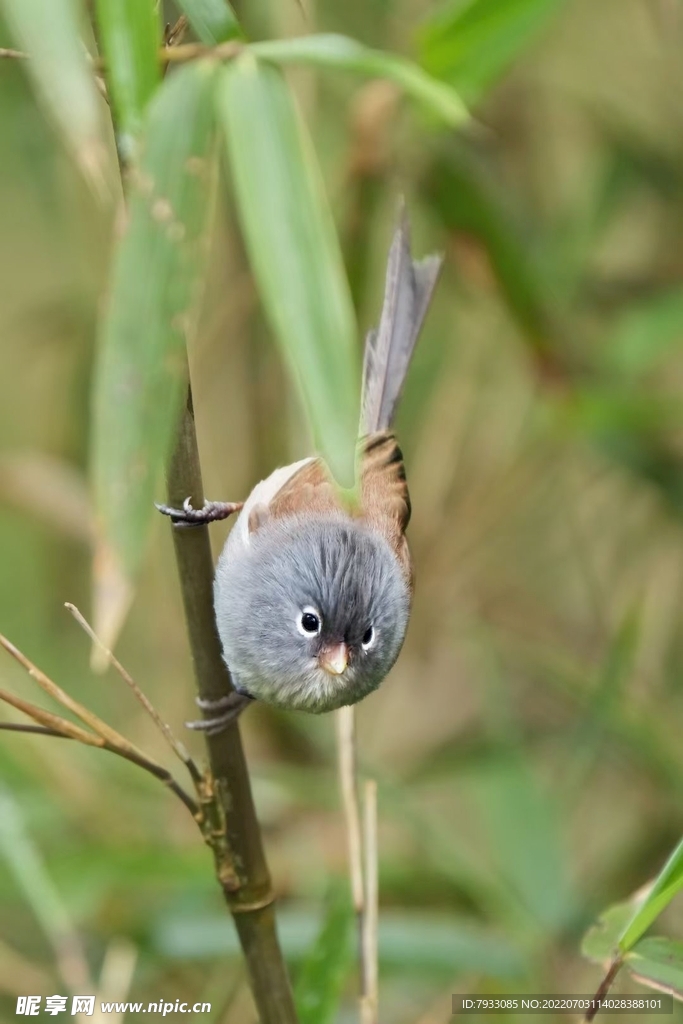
214, 514, 411, 712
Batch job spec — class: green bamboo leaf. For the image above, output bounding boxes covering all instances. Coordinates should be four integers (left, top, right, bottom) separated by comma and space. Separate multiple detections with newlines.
175, 0, 242, 44
94, 0, 161, 151
618, 839, 683, 952
626, 938, 683, 1001
92, 61, 218, 648
218, 56, 359, 485
0, 0, 107, 192
582, 900, 641, 965
420, 0, 566, 104
249, 34, 467, 127
294, 883, 353, 1024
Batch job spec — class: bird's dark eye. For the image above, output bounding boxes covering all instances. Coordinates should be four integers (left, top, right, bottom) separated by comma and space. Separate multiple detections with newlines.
362, 625, 375, 649
298, 608, 321, 636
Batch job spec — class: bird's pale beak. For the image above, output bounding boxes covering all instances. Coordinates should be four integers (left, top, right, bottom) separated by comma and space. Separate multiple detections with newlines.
319, 643, 348, 676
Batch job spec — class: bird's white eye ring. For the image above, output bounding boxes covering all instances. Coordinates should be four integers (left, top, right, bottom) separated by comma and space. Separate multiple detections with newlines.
297, 606, 322, 636
361, 625, 375, 650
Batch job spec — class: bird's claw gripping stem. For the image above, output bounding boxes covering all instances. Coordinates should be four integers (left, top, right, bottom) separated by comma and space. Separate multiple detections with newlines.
155, 497, 243, 528
185, 692, 254, 735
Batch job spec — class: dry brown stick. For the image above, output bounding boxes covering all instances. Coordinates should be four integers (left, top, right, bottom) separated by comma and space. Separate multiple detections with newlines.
0, 41, 242, 67
0, 722, 68, 737
0, 632, 147, 756
0, 684, 105, 747
65, 601, 202, 786
583, 958, 624, 1023
166, 387, 298, 1024
336, 706, 367, 1003
0, 653, 199, 817
0, 687, 198, 816
164, 14, 189, 47
107, 743, 200, 815
158, 40, 242, 64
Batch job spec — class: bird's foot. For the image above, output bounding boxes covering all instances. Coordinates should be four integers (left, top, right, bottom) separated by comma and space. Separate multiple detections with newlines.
185, 692, 254, 735
155, 497, 243, 528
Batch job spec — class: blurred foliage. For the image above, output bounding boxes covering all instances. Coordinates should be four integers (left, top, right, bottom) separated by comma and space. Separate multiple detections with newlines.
293, 882, 353, 1024
2, 0, 683, 1022
92, 57, 219, 649
94, 0, 160, 146
420, 0, 567, 103
176, 0, 242, 45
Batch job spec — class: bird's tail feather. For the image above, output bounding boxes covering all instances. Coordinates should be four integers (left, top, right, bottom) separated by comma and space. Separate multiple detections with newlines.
361, 212, 443, 435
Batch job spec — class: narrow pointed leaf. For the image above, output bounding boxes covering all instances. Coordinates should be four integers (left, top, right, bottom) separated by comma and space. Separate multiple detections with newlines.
420, 0, 566, 104
176, 0, 242, 44
249, 34, 467, 127
618, 838, 683, 952
218, 56, 359, 485
94, 0, 161, 149
92, 61, 218, 647
294, 883, 353, 1024
582, 899, 642, 965
0, 0, 107, 192
626, 938, 683, 1001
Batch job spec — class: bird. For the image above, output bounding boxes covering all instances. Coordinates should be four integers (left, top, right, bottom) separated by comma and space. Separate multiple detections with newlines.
157, 212, 442, 732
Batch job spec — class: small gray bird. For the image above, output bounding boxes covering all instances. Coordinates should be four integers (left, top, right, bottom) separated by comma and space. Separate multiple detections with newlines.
158, 213, 442, 731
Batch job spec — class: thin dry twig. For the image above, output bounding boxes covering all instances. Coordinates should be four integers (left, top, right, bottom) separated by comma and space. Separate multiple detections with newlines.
335, 707, 367, 999
164, 14, 189, 47
0, 723, 68, 738
0, 639, 199, 816
136, 40, 244, 66
0, 40, 242, 68
583, 958, 624, 1023
0, 632, 145, 754
65, 602, 201, 785
0, 683, 106, 747
361, 779, 378, 1024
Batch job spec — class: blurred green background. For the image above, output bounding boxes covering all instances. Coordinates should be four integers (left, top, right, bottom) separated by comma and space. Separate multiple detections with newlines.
3, 0, 683, 1021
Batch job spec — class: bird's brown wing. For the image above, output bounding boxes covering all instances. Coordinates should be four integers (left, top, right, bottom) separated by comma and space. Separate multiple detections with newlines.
267, 431, 412, 585
268, 457, 342, 519
358, 430, 412, 584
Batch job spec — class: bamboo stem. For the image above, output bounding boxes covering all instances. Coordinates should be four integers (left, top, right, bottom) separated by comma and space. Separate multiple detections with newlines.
166, 386, 298, 1024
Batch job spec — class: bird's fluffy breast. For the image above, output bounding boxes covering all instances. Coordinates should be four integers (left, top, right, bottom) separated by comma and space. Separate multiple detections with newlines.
213, 513, 410, 712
